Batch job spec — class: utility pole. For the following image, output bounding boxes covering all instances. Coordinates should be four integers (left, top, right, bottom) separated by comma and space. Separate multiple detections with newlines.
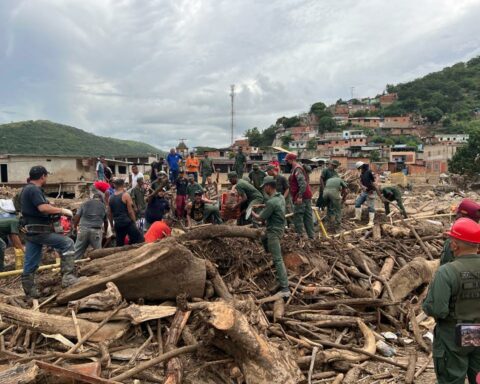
350, 86, 355, 100
230, 84, 235, 145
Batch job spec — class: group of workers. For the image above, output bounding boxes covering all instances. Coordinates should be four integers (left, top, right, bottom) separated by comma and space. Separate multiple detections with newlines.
5, 148, 480, 384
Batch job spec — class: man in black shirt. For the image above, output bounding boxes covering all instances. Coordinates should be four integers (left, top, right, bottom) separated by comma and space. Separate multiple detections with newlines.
353, 161, 382, 225
21, 166, 79, 298
175, 171, 188, 218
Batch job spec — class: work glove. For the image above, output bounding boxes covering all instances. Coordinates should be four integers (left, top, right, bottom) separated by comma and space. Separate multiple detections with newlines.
61, 208, 73, 217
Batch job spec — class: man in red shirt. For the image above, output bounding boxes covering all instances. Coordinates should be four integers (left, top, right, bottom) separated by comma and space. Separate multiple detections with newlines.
144, 220, 172, 243
285, 153, 315, 239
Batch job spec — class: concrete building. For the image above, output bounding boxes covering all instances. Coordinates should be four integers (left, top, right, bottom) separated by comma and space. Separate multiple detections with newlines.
423, 144, 461, 174
434, 134, 469, 144
348, 117, 382, 129
0, 154, 132, 196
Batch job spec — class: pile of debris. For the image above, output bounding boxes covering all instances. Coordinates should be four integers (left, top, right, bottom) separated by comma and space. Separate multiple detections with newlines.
0, 212, 451, 383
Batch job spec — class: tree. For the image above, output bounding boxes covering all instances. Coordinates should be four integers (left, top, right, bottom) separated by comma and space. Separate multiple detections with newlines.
423, 107, 443, 124
281, 134, 293, 147
369, 150, 381, 162
244, 126, 277, 147
318, 116, 337, 133
307, 138, 317, 150
448, 123, 480, 175
244, 127, 262, 147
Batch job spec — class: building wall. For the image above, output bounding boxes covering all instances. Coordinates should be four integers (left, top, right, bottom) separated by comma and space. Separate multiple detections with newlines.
348, 118, 381, 128
423, 144, 460, 173
0, 156, 94, 183
383, 116, 411, 128
390, 151, 416, 164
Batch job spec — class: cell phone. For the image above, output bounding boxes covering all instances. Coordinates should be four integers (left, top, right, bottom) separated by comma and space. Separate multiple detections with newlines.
456, 324, 480, 347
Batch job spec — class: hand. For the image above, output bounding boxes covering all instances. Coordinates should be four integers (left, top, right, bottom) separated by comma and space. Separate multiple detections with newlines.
61, 208, 73, 217
252, 204, 265, 209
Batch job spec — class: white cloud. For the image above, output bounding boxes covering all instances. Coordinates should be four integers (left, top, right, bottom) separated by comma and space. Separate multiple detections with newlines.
0, 0, 479, 150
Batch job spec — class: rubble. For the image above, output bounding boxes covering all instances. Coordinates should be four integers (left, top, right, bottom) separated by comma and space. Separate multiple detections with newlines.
0, 186, 477, 383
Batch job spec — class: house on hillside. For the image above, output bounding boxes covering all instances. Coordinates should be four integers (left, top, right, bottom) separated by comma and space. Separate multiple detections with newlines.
380, 93, 398, 106
0, 154, 132, 196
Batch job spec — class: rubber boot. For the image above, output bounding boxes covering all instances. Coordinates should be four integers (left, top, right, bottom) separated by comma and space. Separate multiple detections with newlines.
351, 207, 362, 221
368, 212, 375, 226
61, 251, 79, 288
22, 273, 40, 298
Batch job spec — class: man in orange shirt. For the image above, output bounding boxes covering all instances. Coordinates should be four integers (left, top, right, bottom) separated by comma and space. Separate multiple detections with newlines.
144, 219, 172, 243
186, 152, 199, 182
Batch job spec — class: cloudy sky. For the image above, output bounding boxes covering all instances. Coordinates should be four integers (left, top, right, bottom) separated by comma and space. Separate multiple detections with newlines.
0, 0, 479, 150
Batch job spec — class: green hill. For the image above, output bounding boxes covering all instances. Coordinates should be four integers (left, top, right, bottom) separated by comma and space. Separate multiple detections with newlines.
383, 56, 480, 129
0, 120, 161, 157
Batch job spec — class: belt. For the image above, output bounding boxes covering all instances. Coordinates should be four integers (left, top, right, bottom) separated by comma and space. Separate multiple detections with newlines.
25, 224, 53, 234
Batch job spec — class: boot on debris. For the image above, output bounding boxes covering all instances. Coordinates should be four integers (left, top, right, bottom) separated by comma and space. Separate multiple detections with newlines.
368, 212, 375, 226
351, 207, 362, 221
22, 273, 40, 298
61, 251, 79, 288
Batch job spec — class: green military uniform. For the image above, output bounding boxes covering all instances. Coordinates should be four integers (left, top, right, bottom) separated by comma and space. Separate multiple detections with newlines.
423, 254, 480, 384
0, 217, 20, 271
291, 166, 315, 239
130, 185, 146, 217
234, 152, 247, 179
323, 177, 347, 228
249, 167, 267, 191
440, 238, 455, 265
259, 191, 288, 290
200, 157, 214, 186
382, 186, 407, 217
186, 182, 204, 202
236, 179, 264, 207
317, 167, 339, 208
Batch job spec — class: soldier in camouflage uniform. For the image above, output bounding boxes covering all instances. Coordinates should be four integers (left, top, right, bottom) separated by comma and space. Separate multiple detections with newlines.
423, 218, 480, 384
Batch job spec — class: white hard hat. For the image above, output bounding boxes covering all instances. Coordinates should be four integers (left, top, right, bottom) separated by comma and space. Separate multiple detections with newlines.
355, 161, 365, 169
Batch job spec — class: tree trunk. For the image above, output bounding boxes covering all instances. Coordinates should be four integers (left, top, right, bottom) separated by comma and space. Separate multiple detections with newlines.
187, 300, 304, 384
163, 310, 191, 384
178, 224, 262, 242
76, 304, 177, 325
346, 244, 380, 275
86, 243, 143, 260
0, 303, 128, 342
0, 361, 39, 383
68, 282, 122, 311
372, 257, 395, 297
58, 239, 206, 304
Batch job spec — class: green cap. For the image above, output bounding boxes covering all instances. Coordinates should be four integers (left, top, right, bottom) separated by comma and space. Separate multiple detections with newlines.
228, 171, 237, 179
331, 160, 341, 166
253, 163, 259, 169
260, 176, 276, 188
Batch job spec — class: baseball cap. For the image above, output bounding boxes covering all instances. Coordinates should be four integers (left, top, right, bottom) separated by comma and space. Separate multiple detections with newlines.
331, 160, 341, 166
228, 171, 238, 179
29, 166, 49, 180
260, 176, 277, 188
457, 199, 480, 222
285, 153, 297, 161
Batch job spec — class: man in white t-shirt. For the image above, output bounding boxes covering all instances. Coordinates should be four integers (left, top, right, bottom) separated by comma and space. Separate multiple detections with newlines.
131, 165, 144, 189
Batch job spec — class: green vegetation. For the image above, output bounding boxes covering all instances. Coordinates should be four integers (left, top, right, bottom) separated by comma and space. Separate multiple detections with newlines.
448, 121, 480, 175
244, 126, 276, 147
385, 56, 480, 124
0, 120, 161, 156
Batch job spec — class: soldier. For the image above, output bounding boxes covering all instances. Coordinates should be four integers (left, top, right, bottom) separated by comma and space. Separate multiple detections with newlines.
249, 163, 266, 190
227, 171, 264, 225
234, 147, 247, 179
251, 176, 289, 298
381, 185, 407, 218
317, 160, 340, 209
353, 161, 383, 226
199, 153, 214, 187
285, 153, 315, 239
323, 177, 348, 231
423, 218, 480, 384
21, 166, 78, 297
440, 199, 480, 265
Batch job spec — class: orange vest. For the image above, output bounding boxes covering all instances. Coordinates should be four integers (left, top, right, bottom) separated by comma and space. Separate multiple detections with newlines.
186, 157, 199, 173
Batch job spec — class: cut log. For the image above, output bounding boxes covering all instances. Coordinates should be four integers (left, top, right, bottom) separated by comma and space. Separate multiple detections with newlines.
372, 257, 395, 297
0, 361, 39, 383
205, 260, 233, 301
35, 360, 121, 384
76, 304, 177, 325
68, 282, 122, 311
346, 244, 380, 275
163, 310, 191, 384
178, 224, 262, 241
0, 303, 128, 343
57, 239, 206, 304
86, 244, 143, 260
383, 257, 439, 312
381, 224, 410, 238
187, 300, 304, 384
